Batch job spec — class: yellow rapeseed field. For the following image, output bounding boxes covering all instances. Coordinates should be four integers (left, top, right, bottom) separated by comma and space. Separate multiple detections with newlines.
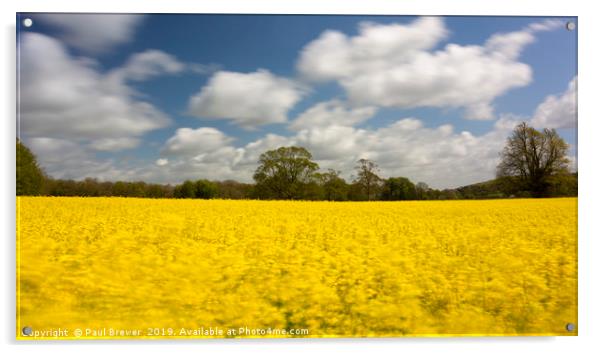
17, 197, 577, 339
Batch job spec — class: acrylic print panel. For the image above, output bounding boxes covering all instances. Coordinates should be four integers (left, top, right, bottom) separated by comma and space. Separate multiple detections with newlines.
16, 13, 577, 339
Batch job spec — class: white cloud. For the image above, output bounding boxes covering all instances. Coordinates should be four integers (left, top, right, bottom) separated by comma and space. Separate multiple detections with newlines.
155, 158, 169, 166
132, 127, 245, 183
240, 118, 513, 188
25, 116, 515, 188
295, 125, 365, 160
47, 73, 575, 188
531, 76, 577, 129
19, 33, 176, 151
108, 49, 185, 82
162, 127, 235, 156
88, 137, 141, 151
290, 100, 377, 130
35, 14, 144, 53
188, 69, 306, 128
36, 107, 569, 189
297, 17, 563, 120
526, 19, 564, 32
142, 128, 293, 184
484, 19, 562, 60
26, 137, 136, 181
298, 119, 517, 188
297, 17, 448, 82
484, 30, 535, 60
145, 116, 513, 188
22, 18, 574, 189
236, 133, 293, 167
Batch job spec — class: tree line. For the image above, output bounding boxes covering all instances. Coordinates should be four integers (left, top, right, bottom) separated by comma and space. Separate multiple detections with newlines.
16, 122, 577, 200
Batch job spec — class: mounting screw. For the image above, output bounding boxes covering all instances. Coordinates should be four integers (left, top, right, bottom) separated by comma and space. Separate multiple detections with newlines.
23, 18, 33, 28
566, 323, 575, 332
22, 326, 32, 336
566, 22, 575, 31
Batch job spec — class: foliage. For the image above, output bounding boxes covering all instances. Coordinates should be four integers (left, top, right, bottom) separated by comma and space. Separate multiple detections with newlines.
353, 159, 382, 201
194, 179, 218, 199
457, 174, 577, 199
415, 182, 430, 200
173, 179, 218, 199
18, 197, 577, 337
214, 180, 254, 199
497, 122, 570, 197
253, 146, 319, 199
381, 177, 417, 200
316, 169, 349, 201
547, 172, 578, 197
44, 178, 174, 198
16, 140, 45, 196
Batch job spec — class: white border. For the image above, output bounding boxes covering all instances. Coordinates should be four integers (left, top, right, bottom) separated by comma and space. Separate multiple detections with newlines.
2, 1, 600, 353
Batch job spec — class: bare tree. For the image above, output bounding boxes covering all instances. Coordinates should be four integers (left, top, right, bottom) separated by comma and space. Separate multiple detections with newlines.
497, 122, 570, 197
353, 159, 382, 201
415, 182, 430, 200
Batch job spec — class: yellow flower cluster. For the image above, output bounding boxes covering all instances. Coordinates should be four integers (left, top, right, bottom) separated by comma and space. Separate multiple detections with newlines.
17, 197, 577, 339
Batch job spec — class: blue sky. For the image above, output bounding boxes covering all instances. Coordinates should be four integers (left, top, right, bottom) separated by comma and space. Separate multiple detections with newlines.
17, 14, 577, 188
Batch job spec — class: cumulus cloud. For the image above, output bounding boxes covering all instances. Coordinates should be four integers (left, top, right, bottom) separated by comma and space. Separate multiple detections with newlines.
290, 100, 377, 130
295, 125, 365, 161
531, 76, 577, 129
484, 19, 562, 60
235, 133, 294, 167
19, 33, 179, 151
25, 119, 513, 188
144, 116, 514, 188
297, 17, 448, 82
280, 119, 508, 187
162, 127, 235, 157
45, 98, 572, 188
141, 127, 293, 184
108, 49, 185, 82
129, 127, 245, 183
146, 74, 577, 188
297, 17, 563, 120
26, 137, 137, 181
188, 69, 306, 128
35, 13, 144, 53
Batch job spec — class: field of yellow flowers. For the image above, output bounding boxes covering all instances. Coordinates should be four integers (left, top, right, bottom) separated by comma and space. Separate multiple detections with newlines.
17, 197, 577, 339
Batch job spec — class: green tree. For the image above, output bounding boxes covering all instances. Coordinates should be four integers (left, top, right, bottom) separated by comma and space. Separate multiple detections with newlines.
547, 172, 578, 197
439, 189, 460, 200
353, 158, 382, 201
145, 184, 168, 198
215, 180, 253, 199
253, 146, 319, 199
82, 177, 101, 196
381, 177, 417, 200
302, 178, 325, 200
497, 122, 570, 197
16, 139, 45, 195
194, 179, 218, 199
112, 181, 128, 197
174, 180, 196, 198
320, 169, 349, 201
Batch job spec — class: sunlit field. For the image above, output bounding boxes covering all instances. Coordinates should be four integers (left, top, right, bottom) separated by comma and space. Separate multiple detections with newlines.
17, 197, 577, 339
